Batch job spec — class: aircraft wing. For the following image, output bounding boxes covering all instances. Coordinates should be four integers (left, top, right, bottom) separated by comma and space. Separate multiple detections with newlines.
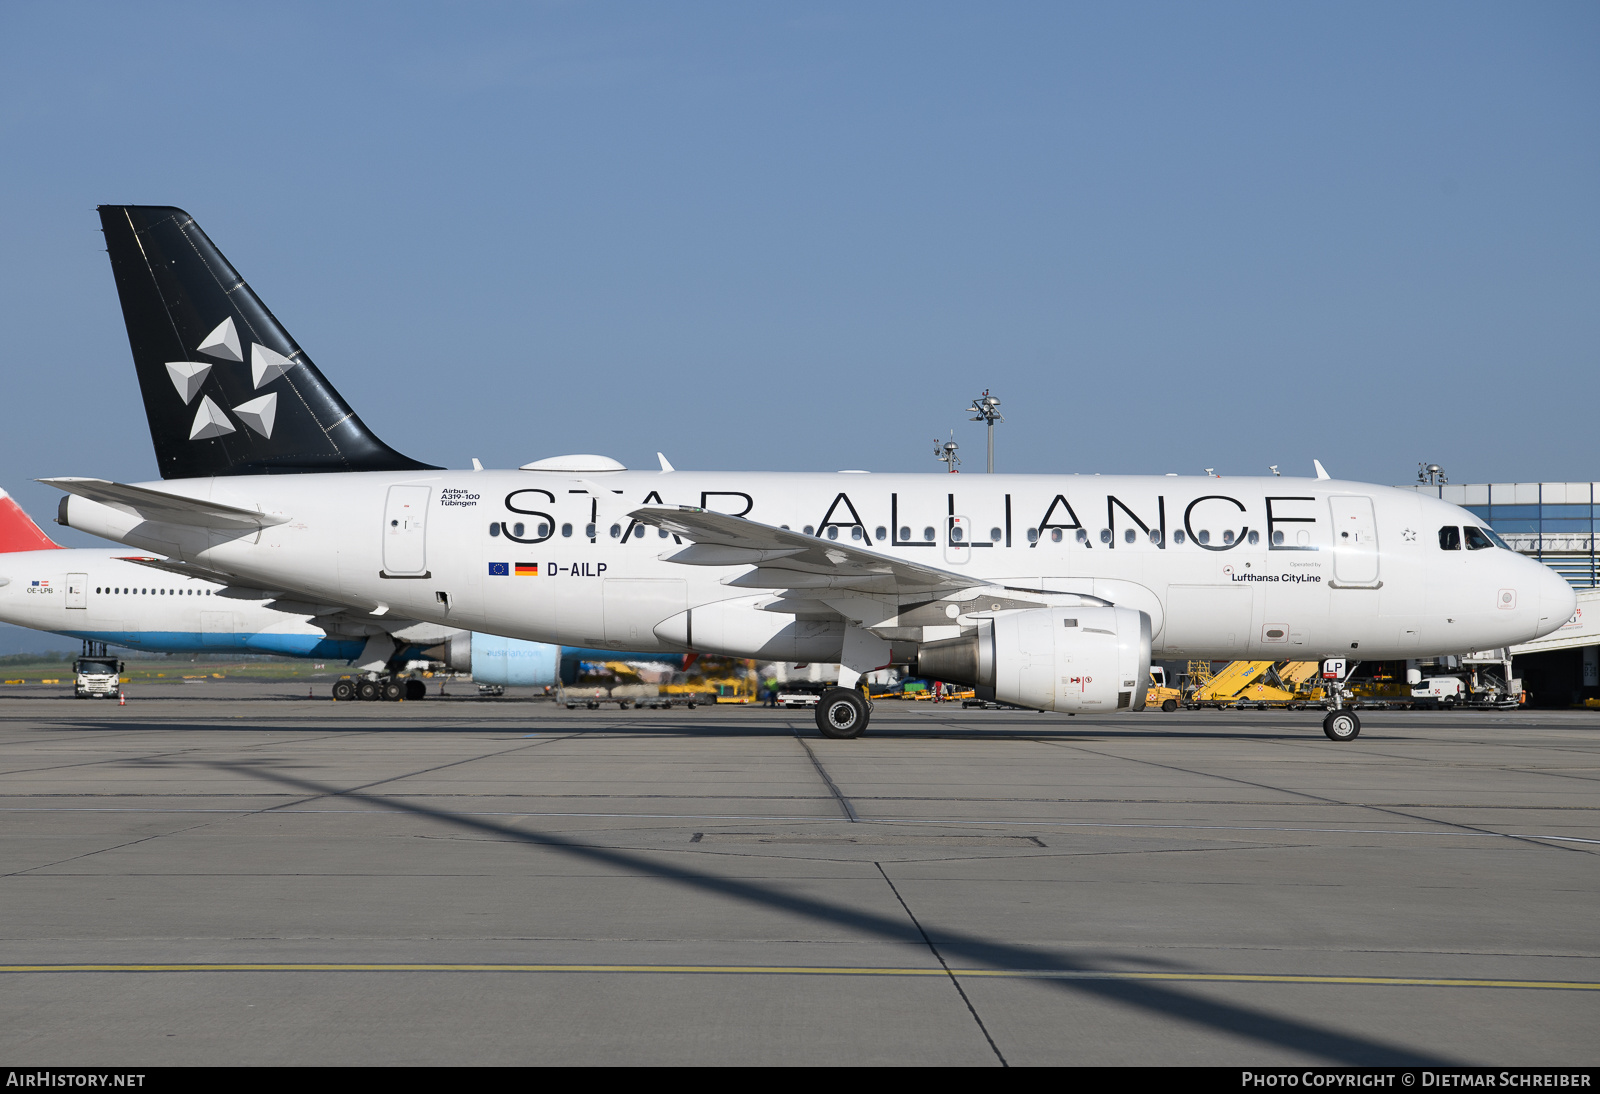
40, 477, 288, 530
630, 506, 984, 596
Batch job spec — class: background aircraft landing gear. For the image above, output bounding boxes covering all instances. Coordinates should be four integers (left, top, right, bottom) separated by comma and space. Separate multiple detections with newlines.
815, 688, 869, 739
333, 670, 427, 702
1322, 710, 1360, 741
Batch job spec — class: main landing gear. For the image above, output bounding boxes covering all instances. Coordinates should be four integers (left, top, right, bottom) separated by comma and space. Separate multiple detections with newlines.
331, 674, 426, 702
815, 688, 871, 740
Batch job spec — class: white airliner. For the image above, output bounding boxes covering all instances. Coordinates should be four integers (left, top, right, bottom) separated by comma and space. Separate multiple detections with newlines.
0, 487, 599, 698
43, 206, 1576, 739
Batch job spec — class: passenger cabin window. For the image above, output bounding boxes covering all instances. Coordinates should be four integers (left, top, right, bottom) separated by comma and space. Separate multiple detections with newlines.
1439, 526, 1461, 550
1464, 526, 1495, 551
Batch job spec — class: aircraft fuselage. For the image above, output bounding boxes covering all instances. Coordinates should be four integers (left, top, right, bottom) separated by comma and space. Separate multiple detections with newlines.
56, 470, 1576, 664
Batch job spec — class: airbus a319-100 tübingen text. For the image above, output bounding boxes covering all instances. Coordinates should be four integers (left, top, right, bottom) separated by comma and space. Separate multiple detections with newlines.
45, 206, 1575, 740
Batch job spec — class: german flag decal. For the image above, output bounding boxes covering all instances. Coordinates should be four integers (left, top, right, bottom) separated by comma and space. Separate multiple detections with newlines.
515, 562, 538, 576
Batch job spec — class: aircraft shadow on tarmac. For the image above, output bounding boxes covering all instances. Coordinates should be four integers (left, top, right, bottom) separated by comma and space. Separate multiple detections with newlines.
56, 716, 1363, 742
155, 757, 1452, 1066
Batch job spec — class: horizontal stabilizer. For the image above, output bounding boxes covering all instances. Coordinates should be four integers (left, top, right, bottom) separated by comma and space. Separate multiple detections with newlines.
116, 555, 243, 585
41, 477, 289, 530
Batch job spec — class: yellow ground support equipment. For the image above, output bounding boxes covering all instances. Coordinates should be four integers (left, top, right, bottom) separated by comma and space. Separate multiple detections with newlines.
1146, 666, 1183, 712
1186, 660, 1322, 709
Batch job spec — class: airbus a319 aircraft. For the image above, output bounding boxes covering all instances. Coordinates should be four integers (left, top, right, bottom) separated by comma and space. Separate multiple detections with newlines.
46, 206, 1575, 739
0, 487, 629, 699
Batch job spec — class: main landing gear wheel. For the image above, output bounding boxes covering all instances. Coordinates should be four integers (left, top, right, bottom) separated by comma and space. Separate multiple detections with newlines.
382, 680, 404, 702
1322, 710, 1361, 742
816, 688, 869, 740
357, 680, 381, 702
405, 679, 427, 701
331, 679, 355, 701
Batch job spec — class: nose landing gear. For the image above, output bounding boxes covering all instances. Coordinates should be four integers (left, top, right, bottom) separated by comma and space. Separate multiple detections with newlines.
1322, 710, 1360, 741
1319, 659, 1360, 740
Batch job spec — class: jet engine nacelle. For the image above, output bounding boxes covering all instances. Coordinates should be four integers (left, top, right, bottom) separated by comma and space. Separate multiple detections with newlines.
434, 632, 560, 687
917, 605, 1151, 713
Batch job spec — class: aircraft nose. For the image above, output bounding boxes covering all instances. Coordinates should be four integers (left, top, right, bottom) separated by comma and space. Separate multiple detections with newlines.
1534, 565, 1577, 639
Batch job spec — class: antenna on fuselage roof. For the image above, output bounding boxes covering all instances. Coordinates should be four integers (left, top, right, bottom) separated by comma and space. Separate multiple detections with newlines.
1313, 459, 1331, 480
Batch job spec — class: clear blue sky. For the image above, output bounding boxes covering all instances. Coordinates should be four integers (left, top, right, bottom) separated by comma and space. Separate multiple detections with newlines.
0, 0, 1596, 554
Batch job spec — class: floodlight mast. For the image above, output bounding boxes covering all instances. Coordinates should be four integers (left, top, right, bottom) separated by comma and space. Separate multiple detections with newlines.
935, 432, 961, 473
966, 390, 1004, 472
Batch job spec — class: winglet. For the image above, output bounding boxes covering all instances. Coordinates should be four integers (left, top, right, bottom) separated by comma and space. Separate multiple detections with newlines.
1313, 459, 1331, 480
657, 452, 675, 473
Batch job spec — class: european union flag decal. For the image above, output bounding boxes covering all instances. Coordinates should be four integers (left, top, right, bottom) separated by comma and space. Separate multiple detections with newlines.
488, 562, 509, 576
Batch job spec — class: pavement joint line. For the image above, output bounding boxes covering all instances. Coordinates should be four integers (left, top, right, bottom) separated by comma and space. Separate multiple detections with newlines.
0, 806, 1591, 844
0, 964, 1595, 990
875, 860, 1008, 1065
794, 734, 859, 822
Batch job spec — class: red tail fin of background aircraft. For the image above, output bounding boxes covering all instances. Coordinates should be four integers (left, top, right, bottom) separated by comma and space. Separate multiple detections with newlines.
0, 489, 63, 553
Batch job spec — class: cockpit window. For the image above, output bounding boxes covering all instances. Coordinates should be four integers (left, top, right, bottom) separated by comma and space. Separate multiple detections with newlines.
1480, 526, 1510, 550
1439, 526, 1461, 550
1464, 526, 1496, 551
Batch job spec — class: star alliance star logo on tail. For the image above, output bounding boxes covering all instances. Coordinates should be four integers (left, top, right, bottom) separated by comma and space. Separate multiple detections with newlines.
165, 317, 290, 443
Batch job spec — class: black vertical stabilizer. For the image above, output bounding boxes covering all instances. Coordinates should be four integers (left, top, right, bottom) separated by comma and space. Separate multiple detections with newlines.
98, 205, 438, 479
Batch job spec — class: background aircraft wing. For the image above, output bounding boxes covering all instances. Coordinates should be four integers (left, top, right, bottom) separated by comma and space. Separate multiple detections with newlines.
630, 506, 984, 596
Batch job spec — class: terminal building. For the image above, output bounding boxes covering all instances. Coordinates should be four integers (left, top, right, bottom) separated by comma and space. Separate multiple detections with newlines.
1403, 479, 1600, 707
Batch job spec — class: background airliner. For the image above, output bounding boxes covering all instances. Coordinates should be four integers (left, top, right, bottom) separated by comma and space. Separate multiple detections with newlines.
0, 486, 656, 698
